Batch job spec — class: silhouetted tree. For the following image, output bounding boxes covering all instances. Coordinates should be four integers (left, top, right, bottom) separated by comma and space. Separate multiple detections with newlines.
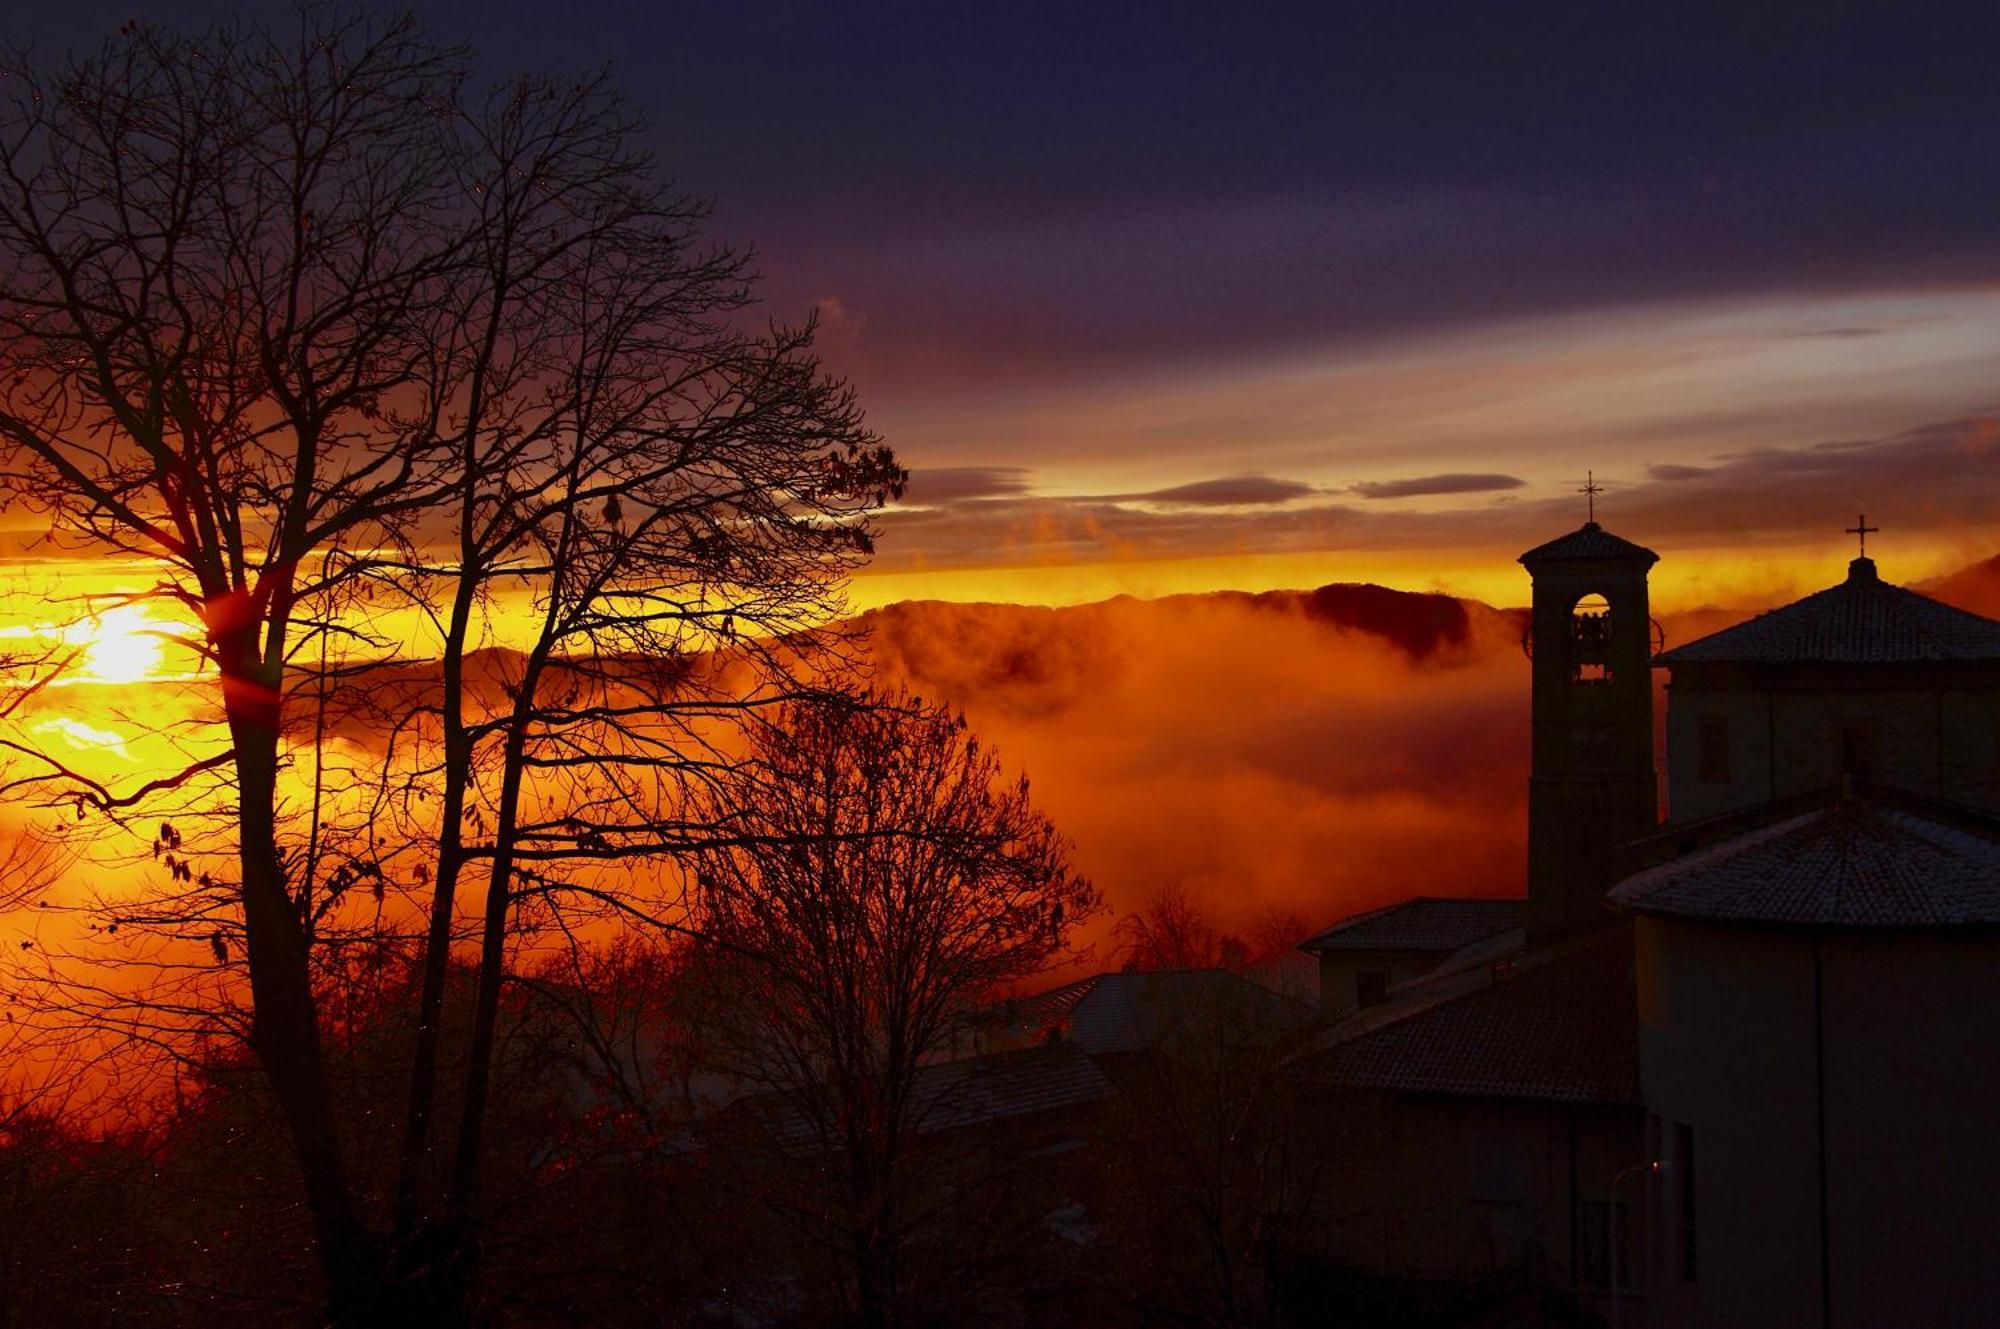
0, 10, 895, 1319
1103, 891, 1329, 1327
690, 692, 1098, 1327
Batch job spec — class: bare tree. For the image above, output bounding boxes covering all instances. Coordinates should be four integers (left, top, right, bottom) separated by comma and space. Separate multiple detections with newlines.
690, 692, 1098, 1327
1100, 889, 1329, 1326
0, 10, 896, 1320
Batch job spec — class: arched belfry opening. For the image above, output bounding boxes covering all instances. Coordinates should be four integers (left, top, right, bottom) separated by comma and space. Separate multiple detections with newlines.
1569, 593, 1614, 684
1518, 521, 1661, 938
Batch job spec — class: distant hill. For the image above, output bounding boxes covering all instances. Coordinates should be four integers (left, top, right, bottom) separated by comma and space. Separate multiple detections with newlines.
1917, 553, 2000, 619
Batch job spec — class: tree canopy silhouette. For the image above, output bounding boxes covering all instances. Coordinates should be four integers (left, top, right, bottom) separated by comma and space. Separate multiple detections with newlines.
0, 9, 899, 1320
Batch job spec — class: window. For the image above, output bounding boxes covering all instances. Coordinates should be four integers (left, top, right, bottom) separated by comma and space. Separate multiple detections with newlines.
1676, 1121, 1697, 1282
1837, 720, 1881, 785
1467, 1127, 1525, 1202
1699, 714, 1731, 784
1582, 1201, 1631, 1288
1356, 969, 1389, 1008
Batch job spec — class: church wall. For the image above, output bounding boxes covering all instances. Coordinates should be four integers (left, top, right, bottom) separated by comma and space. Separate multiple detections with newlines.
1816, 928, 2000, 1329
1635, 917, 1824, 1328
1635, 917, 2000, 1329
1941, 687, 2000, 809
1663, 669, 2000, 824
1304, 1087, 1644, 1315
1663, 685, 1775, 823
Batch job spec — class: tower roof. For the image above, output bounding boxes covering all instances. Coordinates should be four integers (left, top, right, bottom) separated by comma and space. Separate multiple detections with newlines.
1608, 797, 2000, 928
1517, 522, 1660, 567
1657, 558, 2000, 665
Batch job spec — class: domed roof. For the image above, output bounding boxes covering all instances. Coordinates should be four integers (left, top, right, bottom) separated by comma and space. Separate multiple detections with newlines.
1609, 798, 2000, 928
1657, 558, 2000, 666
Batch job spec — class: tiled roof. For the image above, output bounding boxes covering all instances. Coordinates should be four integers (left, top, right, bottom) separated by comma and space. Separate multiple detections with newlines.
1004, 969, 1310, 1057
1069, 970, 1306, 1056
1657, 558, 2000, 665
1301, 931, 1638, 1105
1608, 798, 2000, 927
746, 1042, 1111, 1153
909, 1043, 1111, 1131
1299, 897, 1527, 955
1517, 522, 1660, 566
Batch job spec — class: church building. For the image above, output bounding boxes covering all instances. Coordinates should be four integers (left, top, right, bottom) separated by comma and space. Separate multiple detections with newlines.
1297, 514, 2000, 1327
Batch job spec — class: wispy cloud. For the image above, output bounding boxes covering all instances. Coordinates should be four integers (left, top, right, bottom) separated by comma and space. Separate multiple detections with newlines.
1110, 474, 1318, 507
897, 466, 1033, 506
1351, 473, 1524, 500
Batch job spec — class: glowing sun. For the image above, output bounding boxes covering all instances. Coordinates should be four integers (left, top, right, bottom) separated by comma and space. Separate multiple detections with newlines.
78, 604, 168, 684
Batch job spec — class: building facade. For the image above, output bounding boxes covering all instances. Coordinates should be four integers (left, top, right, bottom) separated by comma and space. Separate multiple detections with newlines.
1298, 524, 2000, 1328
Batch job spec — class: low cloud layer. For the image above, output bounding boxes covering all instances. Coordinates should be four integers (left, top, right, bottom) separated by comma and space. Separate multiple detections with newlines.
857, 589, 1534, 944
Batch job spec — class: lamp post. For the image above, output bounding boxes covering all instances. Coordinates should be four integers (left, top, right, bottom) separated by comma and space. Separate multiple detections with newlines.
1609, 1160, 1661, 1329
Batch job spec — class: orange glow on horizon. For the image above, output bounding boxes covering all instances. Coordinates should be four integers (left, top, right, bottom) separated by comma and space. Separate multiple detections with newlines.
848, 532, 1994, 618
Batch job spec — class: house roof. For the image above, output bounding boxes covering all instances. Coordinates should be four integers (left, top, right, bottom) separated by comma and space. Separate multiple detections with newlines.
1517, 522, 1660, 567
1608, 797, 2000, 928
1006, 969, 1310, 1057
1657, 557, 2000, 665
744, 1041, 1112, 1154
1300, 930, 1638, 1105
1299, 896, 1527, 955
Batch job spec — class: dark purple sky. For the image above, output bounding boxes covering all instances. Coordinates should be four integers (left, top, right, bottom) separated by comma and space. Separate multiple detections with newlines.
16, 2, 2000, 598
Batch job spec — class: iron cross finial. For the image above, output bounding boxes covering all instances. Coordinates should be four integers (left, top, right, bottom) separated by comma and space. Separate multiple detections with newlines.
1578, 471, 1603, 523
1845, 514, 1879, 558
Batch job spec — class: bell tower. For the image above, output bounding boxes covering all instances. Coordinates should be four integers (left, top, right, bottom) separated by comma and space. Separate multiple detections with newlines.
1518, 517, 1660, 937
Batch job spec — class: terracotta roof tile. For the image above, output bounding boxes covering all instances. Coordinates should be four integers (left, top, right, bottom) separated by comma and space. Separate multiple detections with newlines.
1658, 558, 2000, 665
746, 1042, 1111, 1153
1302, 931, 1638, 1105
1609, 798, 2000, 927
1517, 522, 1660, 566
1300, 897, 1527, 954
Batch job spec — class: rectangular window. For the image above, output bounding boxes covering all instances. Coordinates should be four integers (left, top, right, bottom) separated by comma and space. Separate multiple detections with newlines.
1699, 714, 1731, 784
1582, 1201, 1630, 1288
1838, 720, 1881, 784
1467, 1127, 1525, 1202
1676, 1121, 1697, 1282
1356, 969, 1389, 1008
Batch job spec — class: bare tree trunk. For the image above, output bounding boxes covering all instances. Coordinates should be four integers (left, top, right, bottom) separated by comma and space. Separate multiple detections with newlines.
447, 651, 546, 1223
221, 636, 375, 1314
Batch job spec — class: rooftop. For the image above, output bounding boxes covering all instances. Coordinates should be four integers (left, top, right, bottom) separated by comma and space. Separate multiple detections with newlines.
1003, 968, 1311, 1057
745, 1041, 1112, 1154
1517, 522, 1660, 567
1609, 796, 2000, 928
1299, 896, 1527, 955
1300, 929, 1637, 1105
1658, 557, 2000, 666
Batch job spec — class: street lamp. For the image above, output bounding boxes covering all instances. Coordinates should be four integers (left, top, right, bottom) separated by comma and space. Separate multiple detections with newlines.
1610, 1160, 1662, 1329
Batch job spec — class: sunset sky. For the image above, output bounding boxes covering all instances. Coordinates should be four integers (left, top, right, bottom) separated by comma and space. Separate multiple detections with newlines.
13, 1, 2000, 612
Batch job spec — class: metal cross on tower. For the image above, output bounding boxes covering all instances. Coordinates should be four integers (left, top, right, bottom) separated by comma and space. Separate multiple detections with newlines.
1845, 513, 1879, 558
1578, 471, 1603, 523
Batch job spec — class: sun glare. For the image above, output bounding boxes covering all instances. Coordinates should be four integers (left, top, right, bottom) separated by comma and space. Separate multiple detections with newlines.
78, 605, 168, 684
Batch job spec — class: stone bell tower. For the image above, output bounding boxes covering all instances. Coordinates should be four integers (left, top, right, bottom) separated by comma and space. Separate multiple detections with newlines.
1518, 513, 1660, 937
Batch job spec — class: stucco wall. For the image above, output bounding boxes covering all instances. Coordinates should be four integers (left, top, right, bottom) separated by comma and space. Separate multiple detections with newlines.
1663, 676, 2000, 824
1635, 917, 2000, 1328
1308, 1089, 1645, 1316
1315, 950, 1444, 1017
